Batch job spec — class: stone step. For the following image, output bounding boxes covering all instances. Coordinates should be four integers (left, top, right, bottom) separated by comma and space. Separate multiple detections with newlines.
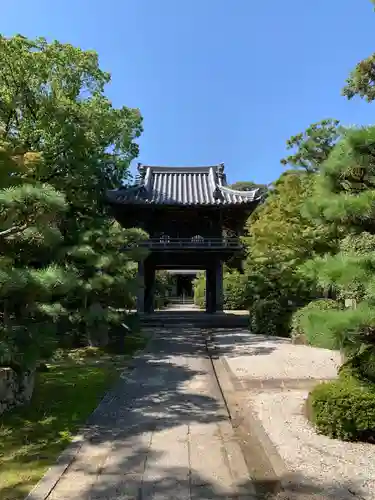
140, 312, 249, 328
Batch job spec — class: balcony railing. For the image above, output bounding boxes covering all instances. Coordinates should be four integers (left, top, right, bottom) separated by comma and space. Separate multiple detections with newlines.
130, 237, 243, 250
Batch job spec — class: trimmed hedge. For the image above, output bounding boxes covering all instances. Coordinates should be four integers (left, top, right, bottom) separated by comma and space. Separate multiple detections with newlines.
307, 371, 375, 442
291, 299, 340, 348
248, 298, 293, 337
223, 271, 249, 310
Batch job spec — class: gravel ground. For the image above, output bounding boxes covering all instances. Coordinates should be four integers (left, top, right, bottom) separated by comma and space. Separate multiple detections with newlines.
214, 330, 375, 500
215, 330, 341, 379
249, 391, 375, 500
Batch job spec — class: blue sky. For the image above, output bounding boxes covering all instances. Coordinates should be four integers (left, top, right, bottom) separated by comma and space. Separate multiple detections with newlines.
2, 1, 375, 184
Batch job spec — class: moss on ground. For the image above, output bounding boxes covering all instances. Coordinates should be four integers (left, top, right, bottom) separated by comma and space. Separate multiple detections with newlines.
0, 334, 147, 500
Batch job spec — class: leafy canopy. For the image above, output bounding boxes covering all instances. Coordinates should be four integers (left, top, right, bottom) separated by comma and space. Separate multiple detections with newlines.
0, 35, 146, 372
300, 126, 375, 373
0, 35, 143, 222
280, 119, 342, 173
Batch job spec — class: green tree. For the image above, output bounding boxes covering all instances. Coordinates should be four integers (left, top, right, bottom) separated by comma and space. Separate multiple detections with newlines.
246, 170, 333, 265
243, 171, 323, 335
229, 181, 266, 191
0, 35, 142, 234
342, 55, 375, 102
0, 35, 145, 381
0, 142, 72, 371
280, 119, 342, 173
193, 269, 249, 310
62, 221, 147, 348
300, 126, 375, 378
243, 120, 340, 335
342, 3, 375, 102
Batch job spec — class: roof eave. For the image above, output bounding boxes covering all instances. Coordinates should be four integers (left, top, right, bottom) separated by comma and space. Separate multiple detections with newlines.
106, 198, 260, 207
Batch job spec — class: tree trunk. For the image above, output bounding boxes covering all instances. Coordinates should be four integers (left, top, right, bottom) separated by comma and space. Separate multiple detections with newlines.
340, 349, 347, 365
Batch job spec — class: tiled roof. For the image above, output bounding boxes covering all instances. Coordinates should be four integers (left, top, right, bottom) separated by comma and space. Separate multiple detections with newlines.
107, 164, 261, 206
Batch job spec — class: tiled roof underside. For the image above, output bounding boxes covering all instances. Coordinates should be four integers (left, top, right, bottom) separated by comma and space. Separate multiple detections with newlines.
152, 171, 214, 204
107, 166, 260, 206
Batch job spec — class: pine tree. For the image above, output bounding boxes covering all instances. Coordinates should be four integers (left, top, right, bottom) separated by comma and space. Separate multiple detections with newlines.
301, 126, 375, 378
0, 36, 146, 386
63, 220, 148, 347
0, 143, 73, 371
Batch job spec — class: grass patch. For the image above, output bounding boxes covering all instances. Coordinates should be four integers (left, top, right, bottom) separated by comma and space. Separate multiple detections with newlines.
0, 333, 148, 500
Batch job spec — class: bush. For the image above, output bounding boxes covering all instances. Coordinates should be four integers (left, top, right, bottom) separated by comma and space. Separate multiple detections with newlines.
248, 298, 292, 337
154, 270, 173, 309
340, 347, 375, 384
291, 299, 340, 348
106, 313, 141, 353
193, 270, 249, 310
307, 372, 375, 442
244, 257, 316, 337
223, 271, 249, 310
193, 272, 205, 308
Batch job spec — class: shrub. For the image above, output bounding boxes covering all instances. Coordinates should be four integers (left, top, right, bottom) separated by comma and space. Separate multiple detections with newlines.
193, 272, 205, 308
291, 299, 340, 349
248, 298, 292, 337
193, 270, 249, 310
340, 347, 375, 384
307, 372, 375, 442
223, 271, 249, 310
154, 270, 173, 309
106, 313, 141, 353
244, 257, 316, 337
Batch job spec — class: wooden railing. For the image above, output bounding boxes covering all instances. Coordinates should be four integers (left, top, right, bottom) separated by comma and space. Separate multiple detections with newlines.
132, 237, 242, 250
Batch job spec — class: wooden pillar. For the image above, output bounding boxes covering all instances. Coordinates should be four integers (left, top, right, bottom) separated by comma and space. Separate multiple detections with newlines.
215, 259, 224, 312
205, 268, 211, 313
144, 260, 155, 313
205, 266, 217, 313
137, 261, 145, 313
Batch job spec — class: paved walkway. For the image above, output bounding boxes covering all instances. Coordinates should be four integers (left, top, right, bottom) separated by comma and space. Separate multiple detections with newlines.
39, 328, 254, 500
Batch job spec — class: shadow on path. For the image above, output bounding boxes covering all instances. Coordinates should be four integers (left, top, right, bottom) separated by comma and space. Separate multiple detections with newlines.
20, 327, 368, 500
44, 446, 368, 500
207, 328, 289, 359
83, 328, 225, 443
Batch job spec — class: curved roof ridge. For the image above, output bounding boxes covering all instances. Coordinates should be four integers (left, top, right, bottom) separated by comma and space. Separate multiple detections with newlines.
219, 185, 260, 197
143, 165, 216, 173
107, 163, 263, 206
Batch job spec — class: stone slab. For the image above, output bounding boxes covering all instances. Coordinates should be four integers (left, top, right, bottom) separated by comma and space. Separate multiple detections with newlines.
25, 327, 253, 499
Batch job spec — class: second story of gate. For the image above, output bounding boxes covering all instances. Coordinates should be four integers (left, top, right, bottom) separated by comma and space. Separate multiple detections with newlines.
106, 163, 263, 251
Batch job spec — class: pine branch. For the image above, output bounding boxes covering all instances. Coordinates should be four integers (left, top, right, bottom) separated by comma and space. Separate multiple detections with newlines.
0, 222, 29, 238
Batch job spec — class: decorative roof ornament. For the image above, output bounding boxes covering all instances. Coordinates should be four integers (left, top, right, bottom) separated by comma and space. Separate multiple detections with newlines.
137, 162, 146, 181
217, 162, 225, 179
213, 186, 223, 200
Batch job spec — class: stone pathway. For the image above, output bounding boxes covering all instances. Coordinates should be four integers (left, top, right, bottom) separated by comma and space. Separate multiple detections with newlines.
34, 328, 255, 500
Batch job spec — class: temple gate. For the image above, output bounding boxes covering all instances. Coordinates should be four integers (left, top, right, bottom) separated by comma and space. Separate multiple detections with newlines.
107, 163, 262, 313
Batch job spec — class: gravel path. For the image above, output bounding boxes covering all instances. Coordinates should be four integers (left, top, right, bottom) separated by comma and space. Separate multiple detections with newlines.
250, 391, 374, 499
214, 329, 375, 500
